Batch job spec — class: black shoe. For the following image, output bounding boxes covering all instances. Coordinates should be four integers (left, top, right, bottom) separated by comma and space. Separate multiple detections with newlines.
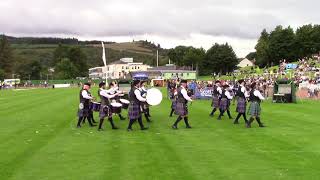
77, 125, 81, 128
112, 127, 119, 130
186, 126, 192, 129
120, 117, 126, 120
172, 125, 178, 129
209, 114, 214, 117
127, 128, 133, 131
259, 124, 265, 128
246, 123, 251, 128
141, 127, 148, 130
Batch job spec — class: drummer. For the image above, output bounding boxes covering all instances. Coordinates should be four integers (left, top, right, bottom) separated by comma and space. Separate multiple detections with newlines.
172, 80, 193, 129
127, 80, 148, 131
139, 81, 151, 122
77, 83, 97, 128
108, 82, 126, 120
97, 82, 120, 131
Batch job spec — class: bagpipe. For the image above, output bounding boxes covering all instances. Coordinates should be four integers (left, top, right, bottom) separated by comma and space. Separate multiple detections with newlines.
187, 88, 194, 97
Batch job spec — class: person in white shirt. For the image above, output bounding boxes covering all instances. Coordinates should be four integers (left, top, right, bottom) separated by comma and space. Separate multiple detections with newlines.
108, 82, 126, 120
172, 80, 193, 129
247, 82, 265, 128
234, 79, 250, 126
210, 81, 221, 117
139, 81, 151, 122
98, 82, 120, 131
77, 83, 96, 128
127, 80, 148, 131
217, 84, 233, 120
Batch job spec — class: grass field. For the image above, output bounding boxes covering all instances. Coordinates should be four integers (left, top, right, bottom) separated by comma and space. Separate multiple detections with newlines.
1, 88, 320, 180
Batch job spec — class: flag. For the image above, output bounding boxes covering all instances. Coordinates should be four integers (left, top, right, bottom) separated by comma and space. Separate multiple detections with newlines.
101, 42, 107, 67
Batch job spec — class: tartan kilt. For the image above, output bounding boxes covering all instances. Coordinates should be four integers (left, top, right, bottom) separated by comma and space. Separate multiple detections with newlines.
219, 98, 228, 111
171, 100, 177, 110
128, 102, 141, 119
211, 96, 220, 108
236, 97, 247, 113
99, 105, 112, 119
78, 104, 90, 117
248, 102, 261, 116
175, 102, 188, 116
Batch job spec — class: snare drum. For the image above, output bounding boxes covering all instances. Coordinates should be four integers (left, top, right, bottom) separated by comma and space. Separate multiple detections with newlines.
119, 99, 130, 109
111, 102, 122, 114
91, 102, 101, 112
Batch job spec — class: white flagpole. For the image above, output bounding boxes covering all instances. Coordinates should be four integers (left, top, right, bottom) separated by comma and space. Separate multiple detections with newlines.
101, 42, 107, 81
157, 50, 159, 67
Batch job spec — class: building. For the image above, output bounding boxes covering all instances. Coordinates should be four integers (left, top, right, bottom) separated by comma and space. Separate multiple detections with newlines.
130, 64, 197, 80
148, 65, 197, 80
237, 58, 254, 68
89, 58, 151, 79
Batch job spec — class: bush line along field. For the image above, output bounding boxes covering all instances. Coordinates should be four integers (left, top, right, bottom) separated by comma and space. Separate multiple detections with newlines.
1, 88, 320, 180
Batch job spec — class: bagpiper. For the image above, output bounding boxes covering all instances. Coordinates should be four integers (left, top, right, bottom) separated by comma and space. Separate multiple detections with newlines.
233, 79, 250, 126
172, 80, 193, 129
247, 82, 266, 128
210, 80, 221, 117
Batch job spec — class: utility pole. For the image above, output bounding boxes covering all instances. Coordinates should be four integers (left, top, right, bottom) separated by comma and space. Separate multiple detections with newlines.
157, 50, 159, 67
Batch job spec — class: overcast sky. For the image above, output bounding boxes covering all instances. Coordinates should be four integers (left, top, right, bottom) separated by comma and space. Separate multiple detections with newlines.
0, 0, 319, 57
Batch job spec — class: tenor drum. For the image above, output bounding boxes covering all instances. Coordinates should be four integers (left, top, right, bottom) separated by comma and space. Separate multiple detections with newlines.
146, 88, 163, 106
111, 102, 122, 114
119, 99, 130, 109
91, 102, 101, 112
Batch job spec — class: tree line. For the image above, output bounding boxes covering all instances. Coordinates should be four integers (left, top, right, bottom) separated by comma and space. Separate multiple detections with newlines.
168, 43, 238, 76
0, 35, 89, 80
254, 24, 320, 67
6, 36, 115, 45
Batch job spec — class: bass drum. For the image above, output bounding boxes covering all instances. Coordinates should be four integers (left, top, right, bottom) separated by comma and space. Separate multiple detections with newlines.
119, 99, 130, 109
111, 102, 122, 114
146, 88, 163, 106
91, 102, 101, 112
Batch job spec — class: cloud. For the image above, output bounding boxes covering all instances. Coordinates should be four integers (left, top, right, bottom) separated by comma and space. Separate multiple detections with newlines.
1, 0, 320, 57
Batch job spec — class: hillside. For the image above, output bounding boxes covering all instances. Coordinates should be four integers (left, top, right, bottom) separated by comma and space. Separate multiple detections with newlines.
9, 37, 170, 70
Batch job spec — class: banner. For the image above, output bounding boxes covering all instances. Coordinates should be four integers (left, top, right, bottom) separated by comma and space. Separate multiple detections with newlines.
194, 87, 213, 99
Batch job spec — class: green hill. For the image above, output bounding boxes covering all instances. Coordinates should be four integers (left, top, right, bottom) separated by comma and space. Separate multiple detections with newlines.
11, 40, 170, 69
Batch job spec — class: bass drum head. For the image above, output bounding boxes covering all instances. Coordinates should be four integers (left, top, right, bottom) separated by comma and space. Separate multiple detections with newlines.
111, 102, 122, 107
120, 99, 130, 104
146, 88, 163, 106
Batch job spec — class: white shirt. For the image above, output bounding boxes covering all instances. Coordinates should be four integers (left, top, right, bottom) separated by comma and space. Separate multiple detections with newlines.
217, 86, 222, 94
240, 85, 250, 98
139, 87, 147, 98
81, 90, 93, 100
224, 90, 233, 100
134, 89, 147, 102
174, 86, 193, 102
99, 88, 116, 99
253, 90, 265, 100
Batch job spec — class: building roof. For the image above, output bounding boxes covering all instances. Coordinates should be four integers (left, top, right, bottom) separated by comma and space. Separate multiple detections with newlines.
147, 65, 193, 71
109, 60, 128, 65
147, 69, 196, 73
